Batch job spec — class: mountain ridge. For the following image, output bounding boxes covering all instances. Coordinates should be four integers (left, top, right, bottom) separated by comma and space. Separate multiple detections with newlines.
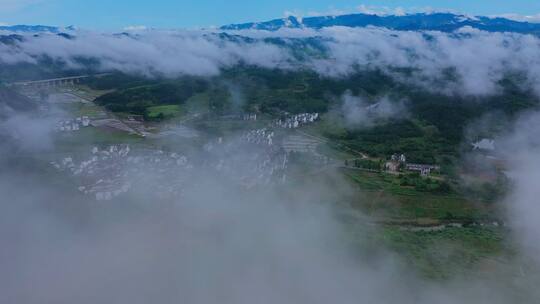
0, 25, 61, 33
220, 12, 540, 34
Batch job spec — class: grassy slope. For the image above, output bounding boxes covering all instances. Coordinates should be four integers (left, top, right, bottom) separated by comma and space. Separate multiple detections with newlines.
379, 226, 509, 279
146, 104, 184, 119
342, 168, 493, 221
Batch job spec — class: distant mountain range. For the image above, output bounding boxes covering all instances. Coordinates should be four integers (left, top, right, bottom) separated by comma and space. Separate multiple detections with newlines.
0, 25, 78, 33
0, 25, 60, 33
3, 13, 540, 35
221, 12, 540, 35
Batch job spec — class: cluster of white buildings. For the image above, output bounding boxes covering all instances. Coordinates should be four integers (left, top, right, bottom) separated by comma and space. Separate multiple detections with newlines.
385, 153, 441, 176
405, 163, 441, 176
390, 153, 407, 163
200, 130, 291, 187
51, 145, 192, 201
384, 154, 407, 172
50, 110, 325, 200
275, 113, 318, 129
242, 113, 257, 121
56, 116, 91, 132
209, 143, 289, 187
242, 128, 275, 146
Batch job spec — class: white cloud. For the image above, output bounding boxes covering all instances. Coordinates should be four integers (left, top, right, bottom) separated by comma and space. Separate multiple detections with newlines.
123, 25, 148, 31
2, 26, 540, 97
356, 4, 406, 16
0, 108, 535, 304
283, 5, 412, 19
497, 111, 540, 263
304, 27, 540, 96
2, 26, 540, 304
300, 8, 349, 18
495, 13, 540, 23
0, 30, 290, 77
341, 92, 408, 128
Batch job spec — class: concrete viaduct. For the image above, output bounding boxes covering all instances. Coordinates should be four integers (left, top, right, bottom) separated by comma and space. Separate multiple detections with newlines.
7, 73, 111, 88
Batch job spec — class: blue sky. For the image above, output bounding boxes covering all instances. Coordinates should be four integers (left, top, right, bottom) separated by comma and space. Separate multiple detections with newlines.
1, 0, 540, 29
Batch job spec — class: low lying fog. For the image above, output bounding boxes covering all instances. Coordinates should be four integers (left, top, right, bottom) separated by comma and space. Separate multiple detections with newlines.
1, 24, 540, 304
0, 107, 539, 304
1, 26, 540, 96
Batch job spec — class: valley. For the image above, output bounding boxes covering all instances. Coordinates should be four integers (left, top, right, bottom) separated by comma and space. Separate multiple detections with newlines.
5, 74, 521, 280
2, 9, 540, 302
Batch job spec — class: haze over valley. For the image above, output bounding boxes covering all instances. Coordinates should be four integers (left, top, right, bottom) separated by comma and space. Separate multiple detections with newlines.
1, 4, 540, 303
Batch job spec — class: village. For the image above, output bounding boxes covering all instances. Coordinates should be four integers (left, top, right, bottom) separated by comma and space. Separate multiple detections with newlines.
14, 79, 462, 202
11, 80, 324, 201
50, 130, 300, 201
51, 145, 193, 201
343, 152, 441, 177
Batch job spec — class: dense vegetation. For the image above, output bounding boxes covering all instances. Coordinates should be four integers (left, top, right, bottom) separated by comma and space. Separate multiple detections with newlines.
94, 77, 209, 116
86, 67, 539, 164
